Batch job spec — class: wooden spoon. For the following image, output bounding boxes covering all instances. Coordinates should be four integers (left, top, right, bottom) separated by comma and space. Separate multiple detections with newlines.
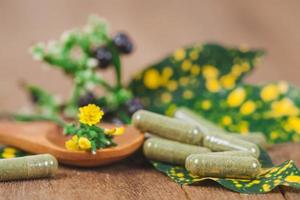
0, 121, 144, 167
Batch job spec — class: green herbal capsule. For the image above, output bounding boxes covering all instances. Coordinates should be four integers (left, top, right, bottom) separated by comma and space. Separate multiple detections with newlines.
174, 108, 268, 148
144, 137, 211, 165
205, 150, 256, 157
229, 133, 268, 148
203, 134, 260, 158
132, 110, 204, 145
0, 154, 58, 181
185, 154, 261, 179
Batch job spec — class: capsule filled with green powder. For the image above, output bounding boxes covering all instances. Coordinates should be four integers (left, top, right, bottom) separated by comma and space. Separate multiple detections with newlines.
204, 150, 256, 157
0, 154, 58, 181
144, 137, 211, 165
185, 154, 261, 179
203, 134, 260, 158
174, 107, 268, 148
132, 110, 204, 145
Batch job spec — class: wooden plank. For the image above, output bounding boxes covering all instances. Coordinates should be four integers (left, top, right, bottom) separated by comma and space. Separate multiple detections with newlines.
0, 152, 188, 200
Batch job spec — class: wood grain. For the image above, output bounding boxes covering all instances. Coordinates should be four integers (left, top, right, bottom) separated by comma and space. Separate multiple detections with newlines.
0, 144, 299, 200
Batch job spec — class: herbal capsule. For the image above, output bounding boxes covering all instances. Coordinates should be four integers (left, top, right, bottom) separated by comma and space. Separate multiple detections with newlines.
132, 110, 204, 145
0, 154, 58, 181
204, 150, 256, 157
203, 134, 260, 158
185, 154, 261, 179
144, 137, 211, 165
174, 108, 268, 148
228, 133, 268, 148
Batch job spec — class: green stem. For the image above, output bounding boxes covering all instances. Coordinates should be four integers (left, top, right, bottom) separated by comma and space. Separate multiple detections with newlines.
95, 78, 115, 92
14, 114, 66, 127
107, 40, 122, 90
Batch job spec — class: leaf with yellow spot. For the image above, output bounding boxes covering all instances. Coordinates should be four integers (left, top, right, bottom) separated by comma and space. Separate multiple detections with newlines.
151, 148, 300, 193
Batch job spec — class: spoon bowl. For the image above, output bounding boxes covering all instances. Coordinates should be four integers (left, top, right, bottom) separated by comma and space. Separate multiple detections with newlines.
0, 121, 144, 167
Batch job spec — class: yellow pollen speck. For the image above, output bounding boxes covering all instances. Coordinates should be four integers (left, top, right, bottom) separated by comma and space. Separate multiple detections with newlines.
161, 92, 172, 103
270, 98, 299, 117
222, 116, 232, 126
260, 84, 280, 102
201, 100, 212, 110
189, 50, 199, 60
176, 173, 184, 177
262, 184, 271, 192
240, 100, 256, 115
183, 90, 194, 100
190, 64, 201, 75
181, 60, 192, 71
179, 77, 189, 86
206, 79, 221, 93
166, 80, 178, 91
174, 49, 186, 61
270, 131, 280, 140
220, 74, 236, 89
227, 87, 246, 107
231, 64, 243, 76
143, 69, 161, 90
202, 65, 219, 79
162, 67, 173, 79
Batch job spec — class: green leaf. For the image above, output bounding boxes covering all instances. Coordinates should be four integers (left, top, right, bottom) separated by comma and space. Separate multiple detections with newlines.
25, 84, 59, 116
150, 148, 300, 193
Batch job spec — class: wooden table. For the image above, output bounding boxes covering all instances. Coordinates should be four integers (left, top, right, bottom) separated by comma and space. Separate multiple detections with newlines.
0, 143, 299, 200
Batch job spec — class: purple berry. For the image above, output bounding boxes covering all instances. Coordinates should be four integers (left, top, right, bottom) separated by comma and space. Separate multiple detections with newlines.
113, 32, 133, 54
93, 46, 112, 69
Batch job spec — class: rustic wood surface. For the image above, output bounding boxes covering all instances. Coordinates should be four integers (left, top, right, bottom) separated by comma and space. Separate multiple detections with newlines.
0, 0, 300, 199
0, 143, 298, 200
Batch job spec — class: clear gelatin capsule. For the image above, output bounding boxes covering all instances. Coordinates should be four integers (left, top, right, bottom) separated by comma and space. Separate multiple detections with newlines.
185, 154, 261, 179
203, 134, 260, 158
174, 108, 268, 148
0, 154, 58, 181
132, 110, 204, 145
144, 137, 211, 165
203, 150, 256, 157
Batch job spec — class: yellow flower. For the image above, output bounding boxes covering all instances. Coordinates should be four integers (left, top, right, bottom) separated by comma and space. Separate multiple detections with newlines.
65, 135, 79, 151
201, 100, 212, 110
270, 98, 299, 117
78, 137, 92, 150
240, 101, 256, 115
205, 79, 221, 93
222, 116, 232, 126
105, 127, 125, 136
260, 84, 279, 102
202, 65, 219, 79
173, 48, 185, 61
220, 74, 236, 89
78, 104, 104, 126
262, 184, 271, 192
143, 69, 161, 89
285, 117, 300, 133
227, 88, 246, 107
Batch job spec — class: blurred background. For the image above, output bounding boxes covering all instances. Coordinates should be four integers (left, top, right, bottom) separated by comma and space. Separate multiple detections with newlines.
0, 0, 300, 112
